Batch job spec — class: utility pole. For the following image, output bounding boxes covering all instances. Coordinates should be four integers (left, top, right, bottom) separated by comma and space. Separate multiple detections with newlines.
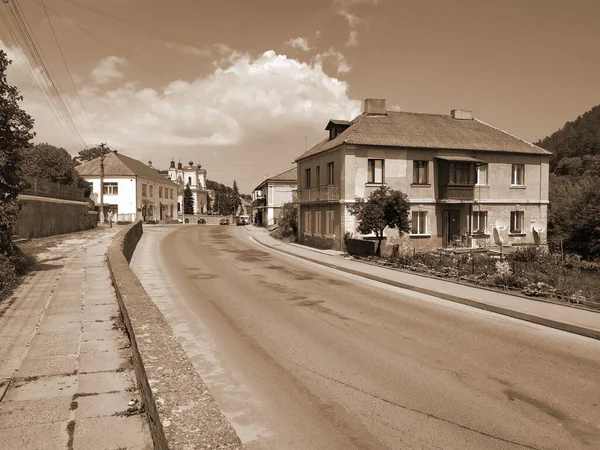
99, 143, 107, 225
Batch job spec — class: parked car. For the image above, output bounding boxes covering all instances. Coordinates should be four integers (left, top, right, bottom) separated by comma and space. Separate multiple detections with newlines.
236, 218, 246, 226
197, 218, 206, 224
219, 218, 230, 225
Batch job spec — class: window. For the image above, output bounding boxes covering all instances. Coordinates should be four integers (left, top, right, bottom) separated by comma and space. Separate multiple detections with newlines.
315, 211, 322, 234
327, 162, 335, 185
368, 159, 384, 184
511, 164, 525, 186
326, 210, 335, 235
411, 211, 428, 235
103, 182, 118, 195
476, 163, 488, 185
413, 161, 429, 184
142, 184, 147, 197
149, 185, 154, 197
472, 211, 488, 234
449, 162, 475, 185
159, 186, 163, 198
170, 189, 174, 199
510, 211, 525, 234
305, 168, 312, 189
316, 166, 321, 187
304, 211, 312, 233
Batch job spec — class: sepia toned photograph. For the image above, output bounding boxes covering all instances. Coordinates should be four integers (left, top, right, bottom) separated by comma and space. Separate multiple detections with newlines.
0, 0, 599, 449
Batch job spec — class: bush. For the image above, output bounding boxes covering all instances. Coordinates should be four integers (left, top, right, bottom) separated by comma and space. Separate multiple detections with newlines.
270, 203, 298, 242
0, 254, 19, 300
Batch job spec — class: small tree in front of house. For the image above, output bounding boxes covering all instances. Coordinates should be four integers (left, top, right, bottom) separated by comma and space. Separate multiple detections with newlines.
231, 179, 242, 216
348, 185, 411, 257
183, 183, 194, 214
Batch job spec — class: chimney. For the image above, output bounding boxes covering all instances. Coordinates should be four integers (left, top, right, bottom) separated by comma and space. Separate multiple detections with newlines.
148, 160, 153, 168
364, 98, 387, 115
451, 109, 473, 120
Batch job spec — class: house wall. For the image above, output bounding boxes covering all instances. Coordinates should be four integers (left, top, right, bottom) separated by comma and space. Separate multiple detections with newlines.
86, 176, 137, 215
298, 203, 342, 250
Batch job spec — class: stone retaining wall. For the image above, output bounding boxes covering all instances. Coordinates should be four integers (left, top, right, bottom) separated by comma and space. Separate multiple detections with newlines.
107, 221, 244, 450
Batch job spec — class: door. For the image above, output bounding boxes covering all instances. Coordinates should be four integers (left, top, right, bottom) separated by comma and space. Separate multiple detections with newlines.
442, 210, 460, 247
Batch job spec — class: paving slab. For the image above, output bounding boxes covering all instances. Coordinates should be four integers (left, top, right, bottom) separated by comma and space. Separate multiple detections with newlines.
1, 421, 68, 450
0, 396, 71, 428
29, 331, 80, 347
79, 349, 128, 373
82, 320, 115, 333
27, 341, 79, 358
7, 375, 77, 401
75, 391, 138, 418
73, 415, 153, 450
78, 371, 134, 394
18, 355, 77, 378
81, 329, 122, 342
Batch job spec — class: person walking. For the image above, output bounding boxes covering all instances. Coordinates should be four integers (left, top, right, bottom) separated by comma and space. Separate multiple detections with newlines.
107, 210, 113, 228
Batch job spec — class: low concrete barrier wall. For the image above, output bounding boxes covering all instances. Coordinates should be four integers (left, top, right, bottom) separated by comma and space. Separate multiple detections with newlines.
107, 221, 243, 450
16, 196, 96, 238
345, 238, 376, 257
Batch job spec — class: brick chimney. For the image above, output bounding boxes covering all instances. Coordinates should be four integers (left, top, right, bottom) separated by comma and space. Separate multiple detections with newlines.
451, 109, 473, 120
364, 98, 386, 115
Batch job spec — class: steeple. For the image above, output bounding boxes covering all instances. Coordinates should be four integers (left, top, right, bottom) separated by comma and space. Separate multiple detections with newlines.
177, 160, 182, 170
170, 158, 175, 169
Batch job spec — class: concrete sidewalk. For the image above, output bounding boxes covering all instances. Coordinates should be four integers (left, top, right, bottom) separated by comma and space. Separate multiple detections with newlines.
0, 229, 152, 450
246, 226, 600, 340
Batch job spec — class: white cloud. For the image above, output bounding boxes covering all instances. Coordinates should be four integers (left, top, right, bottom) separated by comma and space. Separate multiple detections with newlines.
314, 47, 352, 74
90, 56, 127, 84
165, 42, 213, 58
334, 0, 379, 47
285, 37, 312, 52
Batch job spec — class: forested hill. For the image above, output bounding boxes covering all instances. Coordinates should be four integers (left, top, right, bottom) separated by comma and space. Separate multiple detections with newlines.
537, 105, 600, 257
535, 105, 600, 176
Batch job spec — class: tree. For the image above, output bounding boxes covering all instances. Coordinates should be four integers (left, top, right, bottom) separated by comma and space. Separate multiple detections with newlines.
20, 143, 85, 187
74, 143, 111, 164
183, 183, 194, 214
0, 49, 35, 257
348, 185, 411, 257
231, 179, 242, 216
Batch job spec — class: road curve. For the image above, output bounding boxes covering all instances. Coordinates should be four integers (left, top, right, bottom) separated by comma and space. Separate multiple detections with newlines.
130, 225, 600, 450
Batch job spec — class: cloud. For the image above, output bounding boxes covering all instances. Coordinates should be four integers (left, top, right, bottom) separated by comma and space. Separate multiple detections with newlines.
6, 42, 360, 156
314, 47, 352, 74
165, 42, 213, 58
285, 37, 312, 52
90, 56, 127, 84
334, 0, 379, 47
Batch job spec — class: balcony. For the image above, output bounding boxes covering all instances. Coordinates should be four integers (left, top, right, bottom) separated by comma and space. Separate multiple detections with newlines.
292, 185, 340, 203
437, 185, 475, 202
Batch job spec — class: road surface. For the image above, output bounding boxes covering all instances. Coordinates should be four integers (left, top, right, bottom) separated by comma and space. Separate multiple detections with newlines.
131, 225, 600, 450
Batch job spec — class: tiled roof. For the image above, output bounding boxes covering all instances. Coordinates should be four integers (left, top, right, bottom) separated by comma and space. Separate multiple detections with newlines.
76, 152, 177, 185
296, 111, 551, 161
254, 167, 297, 191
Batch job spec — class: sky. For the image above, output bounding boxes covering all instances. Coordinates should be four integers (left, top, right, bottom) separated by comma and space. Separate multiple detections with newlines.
1, 0, 599, 193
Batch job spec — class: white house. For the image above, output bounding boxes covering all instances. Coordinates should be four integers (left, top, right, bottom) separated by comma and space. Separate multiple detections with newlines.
166, 159, 209, 215
252, 167, 297, 227
77, 151, 178, 223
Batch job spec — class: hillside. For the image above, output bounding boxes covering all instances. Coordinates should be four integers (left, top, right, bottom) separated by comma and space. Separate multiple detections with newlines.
536, 105, 600, 257
536, 105, 600, 176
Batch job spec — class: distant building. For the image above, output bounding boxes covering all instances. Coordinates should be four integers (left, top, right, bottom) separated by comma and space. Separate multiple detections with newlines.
77, 151, 178, 223
293, 98, 551, 251
252, 168, 297, 227
166, 160, 209, 215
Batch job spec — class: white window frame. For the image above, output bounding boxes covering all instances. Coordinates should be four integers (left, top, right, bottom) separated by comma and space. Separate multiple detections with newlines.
103, 182, 118, 195
413, 160, 429, 185
511, 164, 525, 186
510, 211, 525, 234
472, 211, 488, 234
304, 211, 312, 234
315, 211, 322, 234
411, 211, 428, 235
367, 159, 384, 184
325, 210, 335, 235
327, 162, 335, 185
476, 163, 488, 185
149, 185, 154, 197
142, 184, 147, 197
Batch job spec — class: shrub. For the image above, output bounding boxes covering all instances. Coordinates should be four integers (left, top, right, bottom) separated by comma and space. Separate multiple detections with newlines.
0, 254, 19, 300
270, 203, 298, 242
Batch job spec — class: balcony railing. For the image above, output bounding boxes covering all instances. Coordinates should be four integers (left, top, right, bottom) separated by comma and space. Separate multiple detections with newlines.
292, 185, 340, 203
438, 185, 475, 201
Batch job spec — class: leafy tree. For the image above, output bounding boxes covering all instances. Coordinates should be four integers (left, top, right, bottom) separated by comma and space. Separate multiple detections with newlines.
0, 49, 35, 257
183, 183, 194, 214
348, 185, 411, 257
74, 143, 111, 164
231, 179, 242, 216
273, 202, 297, 240
20, 143, 84, 187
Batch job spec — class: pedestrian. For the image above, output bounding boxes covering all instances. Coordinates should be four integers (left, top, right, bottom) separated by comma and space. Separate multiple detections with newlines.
107, 210, 113, 228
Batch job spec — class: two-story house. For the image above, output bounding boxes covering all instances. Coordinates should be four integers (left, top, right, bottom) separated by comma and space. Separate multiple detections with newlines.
252, 168, 297, 227
294, 98, 550, 251
77, 150, 178, 223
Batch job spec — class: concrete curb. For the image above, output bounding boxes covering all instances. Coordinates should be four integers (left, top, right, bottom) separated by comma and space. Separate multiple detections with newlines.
107, 221, 244, 450
251, 236, 600, 341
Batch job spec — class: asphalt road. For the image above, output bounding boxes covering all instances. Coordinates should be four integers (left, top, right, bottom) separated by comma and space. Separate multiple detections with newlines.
131, 225, 600, 450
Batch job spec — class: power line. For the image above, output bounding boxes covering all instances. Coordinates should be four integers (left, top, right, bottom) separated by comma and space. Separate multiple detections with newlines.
61, 0, 359, 98
40, 0, 100, 142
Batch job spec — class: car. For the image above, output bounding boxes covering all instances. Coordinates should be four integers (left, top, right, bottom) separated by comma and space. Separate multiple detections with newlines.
236, 218, 246, 226
219, 218, 230, 225
197, 218, 206, 224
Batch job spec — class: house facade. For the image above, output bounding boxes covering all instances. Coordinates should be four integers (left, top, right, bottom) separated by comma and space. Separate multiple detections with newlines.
77, 151, 178, 223
166, 160, 209, 216
252, 168, 297, 227
294, 99, 550, 252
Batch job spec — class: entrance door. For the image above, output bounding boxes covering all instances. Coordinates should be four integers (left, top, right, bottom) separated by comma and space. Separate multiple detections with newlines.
442, 210, 460, 247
